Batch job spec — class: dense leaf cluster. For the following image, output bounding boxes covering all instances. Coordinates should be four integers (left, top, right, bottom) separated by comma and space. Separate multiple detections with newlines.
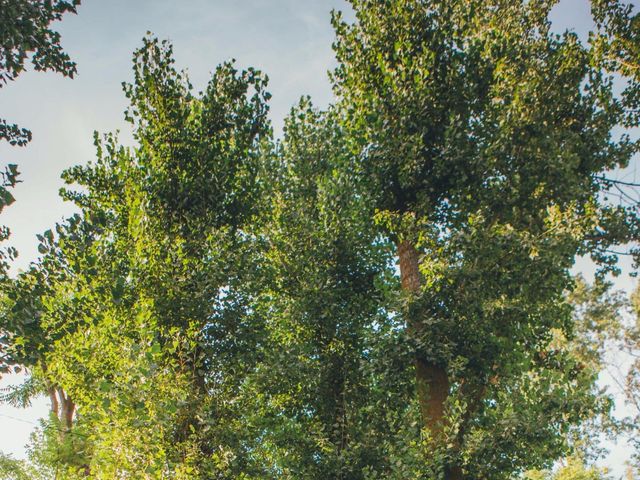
1, 1, 640, 479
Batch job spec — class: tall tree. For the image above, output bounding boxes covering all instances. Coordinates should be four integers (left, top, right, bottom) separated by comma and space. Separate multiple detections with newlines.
48, 37, 271, 478
3, 35, 273, 479
332, 0, 640, 477
243, 99, 394, 478
2, 3, 640, 478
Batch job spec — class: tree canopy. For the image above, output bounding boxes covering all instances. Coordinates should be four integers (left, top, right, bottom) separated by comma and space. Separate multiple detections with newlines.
1, 1, 640, 479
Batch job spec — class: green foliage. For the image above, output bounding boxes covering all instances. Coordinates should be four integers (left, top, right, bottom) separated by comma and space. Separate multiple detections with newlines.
524, 457, 611, 480
0, 0, 81, 278
242, 99, 397, 478
624, 283, 640, 472
0, 0, 80, 84
0, 0, 81, 181
5, 35, 275, 479
331, 0, 640, 476
0, 452, 41, 480
1, 1, 640, 479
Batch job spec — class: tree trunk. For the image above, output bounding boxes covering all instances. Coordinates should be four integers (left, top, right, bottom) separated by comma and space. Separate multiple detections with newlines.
397, 240, 461, 479
48, 386, 59, 418
57, 388, 75, 431
47, 383, 75, 432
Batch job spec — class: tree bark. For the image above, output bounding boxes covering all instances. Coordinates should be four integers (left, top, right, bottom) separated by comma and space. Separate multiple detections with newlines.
397, 240, 461, 479
48, 386, 59, 418
57, 387, 75, 431
46, 382, 75, 431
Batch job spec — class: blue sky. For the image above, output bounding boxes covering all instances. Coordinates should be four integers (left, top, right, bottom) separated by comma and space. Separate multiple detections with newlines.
0, 0, 637, 476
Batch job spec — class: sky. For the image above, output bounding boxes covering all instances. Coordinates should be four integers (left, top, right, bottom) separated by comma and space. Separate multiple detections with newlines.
0, 0, 638, 477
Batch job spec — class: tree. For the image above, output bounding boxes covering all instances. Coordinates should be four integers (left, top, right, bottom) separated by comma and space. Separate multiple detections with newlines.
624, 284, 640, 475
332, 0, 640, 477
0, 0, 81, 276
2, 2, 640, 478
524, 457, 611, 480
241, 99, 396, 478
0, 214, 104, 477
0, 451, 44, 480
36, 37, 271, 478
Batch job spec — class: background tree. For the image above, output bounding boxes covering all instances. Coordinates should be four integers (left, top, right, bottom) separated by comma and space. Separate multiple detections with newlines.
0, 451, 46, 480
0, 215, 108, 477
524, 457, 611, 480
624, 284, 640, 476
0, 0, 80, 276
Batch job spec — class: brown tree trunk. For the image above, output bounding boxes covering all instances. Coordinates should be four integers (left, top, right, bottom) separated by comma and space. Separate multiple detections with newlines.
47, 382, 75, 432
44, 372, 89, 476
57, 388, 75, 431
48, 386, 59, 418
446, 465, 464, 480
397, 240, 461, 479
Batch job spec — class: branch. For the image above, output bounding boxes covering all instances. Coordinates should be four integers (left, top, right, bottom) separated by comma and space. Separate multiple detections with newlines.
595, 175, 640, 188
